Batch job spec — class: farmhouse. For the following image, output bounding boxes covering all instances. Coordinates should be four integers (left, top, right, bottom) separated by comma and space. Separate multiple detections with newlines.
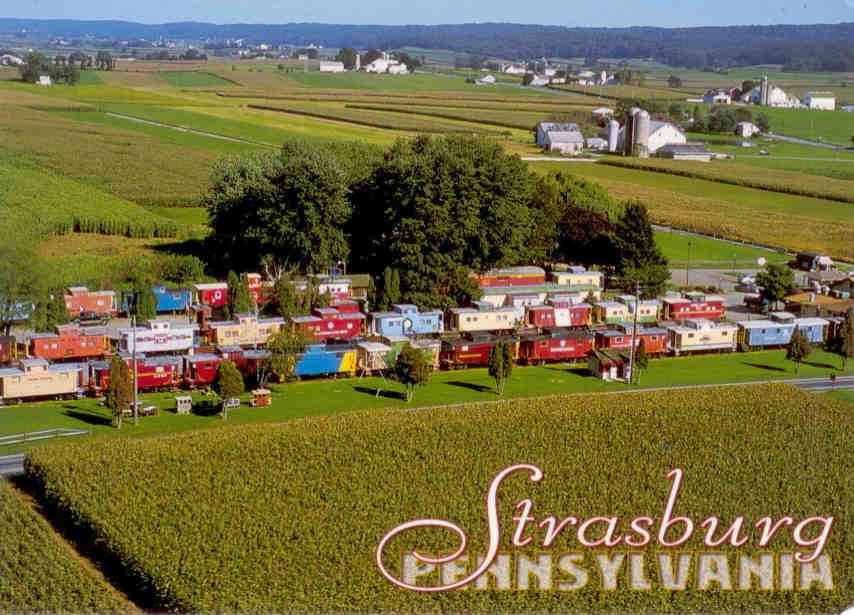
736, 121, 760, 138
500, 63, 527, 75
364, 52, 408, 74
703, 89, 732, 104
319, 61, 345, 73
802, 92, 836, 111
37, 74, 52, 87
655, 143, 713, 162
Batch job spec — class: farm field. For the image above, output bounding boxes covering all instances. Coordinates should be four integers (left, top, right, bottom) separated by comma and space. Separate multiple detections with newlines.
762, 106, 853, 146
1, 348, 850, 455
653, 229, 789, 267
157, 70, 238, 88
706, 139, 854, 180
23, 383, 852, 612
532, 161, 854, 261
0, 480, 136, 613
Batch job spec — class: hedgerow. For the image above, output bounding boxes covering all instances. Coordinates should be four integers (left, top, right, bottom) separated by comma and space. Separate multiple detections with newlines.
0, 480, 135, 613
26, 384, 852, 613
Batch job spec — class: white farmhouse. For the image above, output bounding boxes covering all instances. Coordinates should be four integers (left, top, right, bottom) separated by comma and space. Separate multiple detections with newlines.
363, 52, 408, 74
37, 74, 52, 87
318, 61, 345, 73
736, 121, 760, 138
703, 89, 732, 104
802, 92, 836, 111
501, 63, 527, 75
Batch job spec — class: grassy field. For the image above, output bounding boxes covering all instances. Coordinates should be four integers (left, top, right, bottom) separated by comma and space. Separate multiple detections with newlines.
278, 70, 541, 95
762, 107, 853, 146
1, 348, 849, 455
0, 480, 136, 613
705, 139, 854, 181
654, 229, 789, 267
533, 162, 854, 261
23, 383, 852, 612
158, 71, 237, 88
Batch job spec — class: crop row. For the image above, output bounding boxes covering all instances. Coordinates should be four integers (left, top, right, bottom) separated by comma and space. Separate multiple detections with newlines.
25, 384, 852, 613
0, 480, 134, 613
598, 158, 854, 204
345, 103, 562, 131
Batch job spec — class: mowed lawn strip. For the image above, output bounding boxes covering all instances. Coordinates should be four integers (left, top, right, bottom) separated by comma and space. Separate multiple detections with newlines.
24, 384, 852, 612
1, 348, 849, 454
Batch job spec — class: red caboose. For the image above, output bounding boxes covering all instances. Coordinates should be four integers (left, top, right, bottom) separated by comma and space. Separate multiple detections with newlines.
661, 293, 726, 320
245, 273, 274, 306
194, 283, 229, 308
440, 334, 518, 369
28, 325, 110, 362
64, 287, 116, 319
519, 329, 594, 364
527, 305, 556, 329
290, 308, 365, 340
0, 336, 16, 364
474, 266, 546, 288
594, 325, 668, 355
183, 353, 222, 388
89, 354, 180, 394
217, 346, 270, 379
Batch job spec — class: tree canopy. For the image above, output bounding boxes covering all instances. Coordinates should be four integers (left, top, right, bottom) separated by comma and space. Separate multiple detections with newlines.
613, 201, 670, 296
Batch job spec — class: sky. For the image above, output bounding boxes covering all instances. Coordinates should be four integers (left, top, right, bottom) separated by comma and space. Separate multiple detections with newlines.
4, 0, 853, 26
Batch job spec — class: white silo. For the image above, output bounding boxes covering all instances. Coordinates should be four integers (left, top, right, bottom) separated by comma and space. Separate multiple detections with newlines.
633, 110, 650, 158
607, 119, 620, 152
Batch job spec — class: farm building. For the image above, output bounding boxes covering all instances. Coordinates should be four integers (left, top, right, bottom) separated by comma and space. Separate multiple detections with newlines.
319, 61, 345, 73
0, 336, 15, 364
661, 293, 726, 320
595, 325, 668, 355
736, 122, 760, 138
543, 129, 584, 155
194, 282, 228, 308
666, 320, 738, 355
744, 80, 799, 107
703, 89, 732, 104
368, 304, 444, 337
356, 341, 392, 374
447, 306, 517, 333
535, 123, 582, 151
208, 314, 285, 346
518, 329, 594, 364
615, 295, 661, 323
593, 301, 630, 324
294, 344, 357, 378
28, 325, 110, 361
802, 92, 836, 111
363, 53, 408, 74
0, 359, 81, 402
587, 349, 631, 382
585, 137, 608, 151
64, 287, 116, 319
655, 143, 712, 162
117, 320, 197, 354
617, 112, 687, 156
784, 292, 854, 318
291, 308, 365, 340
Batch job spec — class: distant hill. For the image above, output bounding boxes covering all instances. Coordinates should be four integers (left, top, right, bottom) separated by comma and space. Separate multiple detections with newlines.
1, 19, 852, 71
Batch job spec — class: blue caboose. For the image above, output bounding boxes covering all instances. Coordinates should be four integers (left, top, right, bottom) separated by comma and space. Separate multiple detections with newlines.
368, 304, 443, 337
293, 344, 357, 378
792, 318, 829, 344
153, 286, 193, 313
737, 320, 794, 348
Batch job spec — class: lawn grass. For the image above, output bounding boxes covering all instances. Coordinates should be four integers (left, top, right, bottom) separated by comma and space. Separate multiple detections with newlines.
0, 480, 136, 613
654, 229, 789, 267
23, 383, 852, 612
158, 71, 237, 88
531, 161, 854, 261
1, 348, 849, 455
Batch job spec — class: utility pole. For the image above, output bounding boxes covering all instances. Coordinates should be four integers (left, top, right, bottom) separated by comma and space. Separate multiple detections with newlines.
627, 281, 640, 384
685, 240, 692, 287
131, 313, 138, 426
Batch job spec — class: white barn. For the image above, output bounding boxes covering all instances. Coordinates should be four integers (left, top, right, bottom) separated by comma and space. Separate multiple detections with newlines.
618, 120, 687, 155
803, 92, 836, 111
319, 61, 345, 73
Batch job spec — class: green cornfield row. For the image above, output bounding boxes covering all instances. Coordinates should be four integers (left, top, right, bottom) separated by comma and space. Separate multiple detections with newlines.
25, 384, 852, 612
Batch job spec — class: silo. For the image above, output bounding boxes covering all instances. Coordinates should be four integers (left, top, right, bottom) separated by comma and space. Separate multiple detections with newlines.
633, 110, 650, 158
760, 75, 769, 106
607, 119, 620, 152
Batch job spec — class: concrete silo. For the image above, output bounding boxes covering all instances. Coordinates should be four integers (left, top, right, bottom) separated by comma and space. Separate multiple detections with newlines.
633, 110, 651, 158
607, 119, 620, 152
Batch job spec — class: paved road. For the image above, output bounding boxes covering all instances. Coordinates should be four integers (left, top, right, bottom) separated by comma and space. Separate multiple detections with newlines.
768, 133, 847, 151
0, 454, 24, 478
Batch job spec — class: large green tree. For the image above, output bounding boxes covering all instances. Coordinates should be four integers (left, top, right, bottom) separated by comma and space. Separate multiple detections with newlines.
265, 328, 308, 382
613, 200, 669, 296
393, 344, 431, 402
786, 326, 812, 374
756, 264, 794, 310
351, 136, 537, 307
214, 360, 244, 419
335, 47, 359, 69
0, 245, 41, 336
488, 339, 514, 395
204, 144, 353, 275
105, 357, 132, 429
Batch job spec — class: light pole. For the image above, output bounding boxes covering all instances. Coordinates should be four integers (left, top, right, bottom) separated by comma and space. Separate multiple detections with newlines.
131, 312, 138, 426
685, 240, 692, 287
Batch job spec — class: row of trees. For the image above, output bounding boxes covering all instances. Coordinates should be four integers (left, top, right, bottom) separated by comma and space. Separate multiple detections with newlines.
205, 137, 670, 312
18, 51, 80, 85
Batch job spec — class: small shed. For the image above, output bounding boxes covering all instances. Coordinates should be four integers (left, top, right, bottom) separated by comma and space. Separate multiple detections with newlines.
588, 349, 630, 381
175, 395, 193, 415
250, 389, 272, 407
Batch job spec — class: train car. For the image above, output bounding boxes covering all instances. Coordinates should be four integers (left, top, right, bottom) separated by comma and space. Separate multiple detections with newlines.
245, 273, 273, 306
291, 308, 365, 341
333, 299, 362, 314
593, 301, 631, 325
194, 282, 229, 308
661, 292, 726, 320
0, 336, 15, 364
27, 324, 110, 362
208, 314, 285, 347
117, 320, 198, 354
217, 346, 270, 379
666, 320, 738, 356
0, 359, 82, 403
446, 306, 517, 334
183, 353, 223, 388
528, 303, 592, 329
411, 338, 441, 370
527, 305, 557, 329
294, 344, 357, 378
736, 319, 794, 349
291, 276, 352, 301
64, 287, 116, 319
154, 286, 193, 313
550, 267, 604, 299
615, 295, 661, 324
369, 304, 443, 337
440, 334, 518, 369
594, 325, 668, 355
474, 266, 547, 289
768, 312, 829, 344
89, 354, 181, 394
518, 329, 594, 365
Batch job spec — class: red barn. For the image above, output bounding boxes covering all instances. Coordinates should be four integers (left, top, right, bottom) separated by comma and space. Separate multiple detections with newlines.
194, 283, 229, 307
64, 287, 116, 319
28, 325, 110, 361
519, 329, 594, 364
661, 292, 726, 320
0, 336, 16, 364
594, 326, 668, 355
183, 353, 222, 388
290, 308, 365, 340
474, 266, 546, 288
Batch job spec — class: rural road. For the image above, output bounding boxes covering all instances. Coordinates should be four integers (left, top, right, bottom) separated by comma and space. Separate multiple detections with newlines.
0, 454, 24, 478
